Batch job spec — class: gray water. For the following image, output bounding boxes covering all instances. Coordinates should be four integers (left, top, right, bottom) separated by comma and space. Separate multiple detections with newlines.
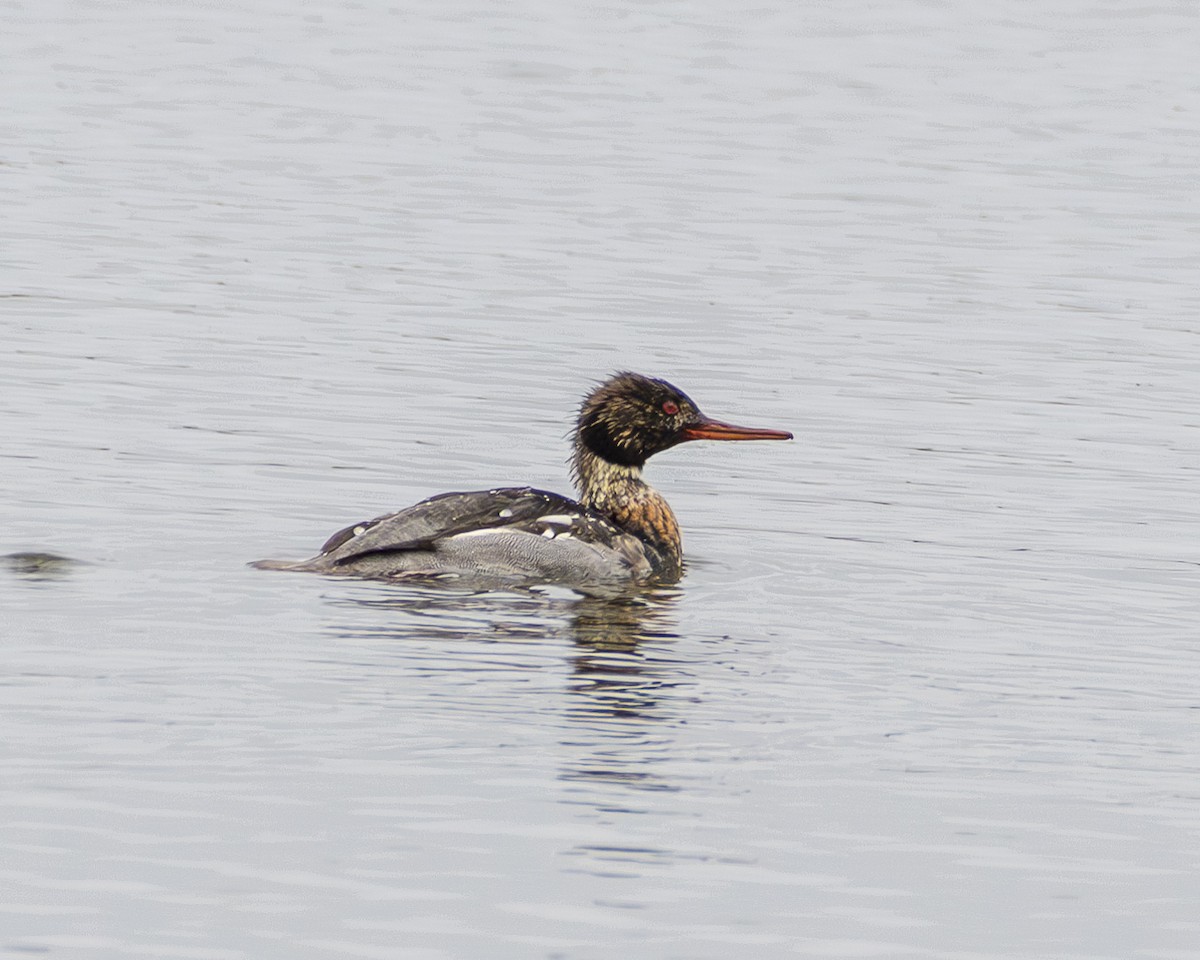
4, 1, 1200, 957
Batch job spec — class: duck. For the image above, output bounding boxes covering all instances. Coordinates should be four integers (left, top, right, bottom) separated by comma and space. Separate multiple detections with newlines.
252, 372, 791, 589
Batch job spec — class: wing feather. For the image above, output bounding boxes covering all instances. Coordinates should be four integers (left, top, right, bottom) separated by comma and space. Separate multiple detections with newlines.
319, 487, 602, 565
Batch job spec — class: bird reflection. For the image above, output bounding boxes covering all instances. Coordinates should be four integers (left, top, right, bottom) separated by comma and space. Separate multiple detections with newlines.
321, 582, 687, 797
564, 590, 682, 722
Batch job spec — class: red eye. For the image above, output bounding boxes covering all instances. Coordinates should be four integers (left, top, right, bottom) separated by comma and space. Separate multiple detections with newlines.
662, 400, 679, 415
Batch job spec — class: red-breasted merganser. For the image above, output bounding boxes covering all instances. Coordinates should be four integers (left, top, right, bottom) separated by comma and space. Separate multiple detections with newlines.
252, 372, 791, 588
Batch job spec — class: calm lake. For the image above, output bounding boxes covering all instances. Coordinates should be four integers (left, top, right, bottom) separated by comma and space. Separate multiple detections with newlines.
4, 1, 1200, 957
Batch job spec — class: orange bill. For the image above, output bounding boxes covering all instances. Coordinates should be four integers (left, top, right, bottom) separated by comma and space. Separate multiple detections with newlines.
680, 418, 793, 442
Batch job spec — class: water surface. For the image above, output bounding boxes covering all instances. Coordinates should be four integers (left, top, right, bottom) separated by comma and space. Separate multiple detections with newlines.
4, 1, 1200, 957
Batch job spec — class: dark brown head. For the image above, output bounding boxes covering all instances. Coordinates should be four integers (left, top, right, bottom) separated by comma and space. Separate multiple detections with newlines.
574, 372, 792, 469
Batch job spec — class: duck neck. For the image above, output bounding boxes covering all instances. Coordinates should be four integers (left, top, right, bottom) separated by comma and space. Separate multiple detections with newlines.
572, 444, 682, 572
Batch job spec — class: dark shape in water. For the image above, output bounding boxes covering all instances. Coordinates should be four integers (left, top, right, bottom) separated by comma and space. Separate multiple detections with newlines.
3, 552, 83, 580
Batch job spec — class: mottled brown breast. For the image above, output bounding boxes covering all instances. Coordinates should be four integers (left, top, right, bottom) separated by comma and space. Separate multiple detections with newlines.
608, 489, 682, 579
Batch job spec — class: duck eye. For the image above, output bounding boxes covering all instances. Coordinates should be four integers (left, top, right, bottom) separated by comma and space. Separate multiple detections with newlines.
661, 400, 679, 415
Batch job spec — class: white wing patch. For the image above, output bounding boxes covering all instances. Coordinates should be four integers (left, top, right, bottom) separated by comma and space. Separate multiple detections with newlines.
451, 528, 505, 540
